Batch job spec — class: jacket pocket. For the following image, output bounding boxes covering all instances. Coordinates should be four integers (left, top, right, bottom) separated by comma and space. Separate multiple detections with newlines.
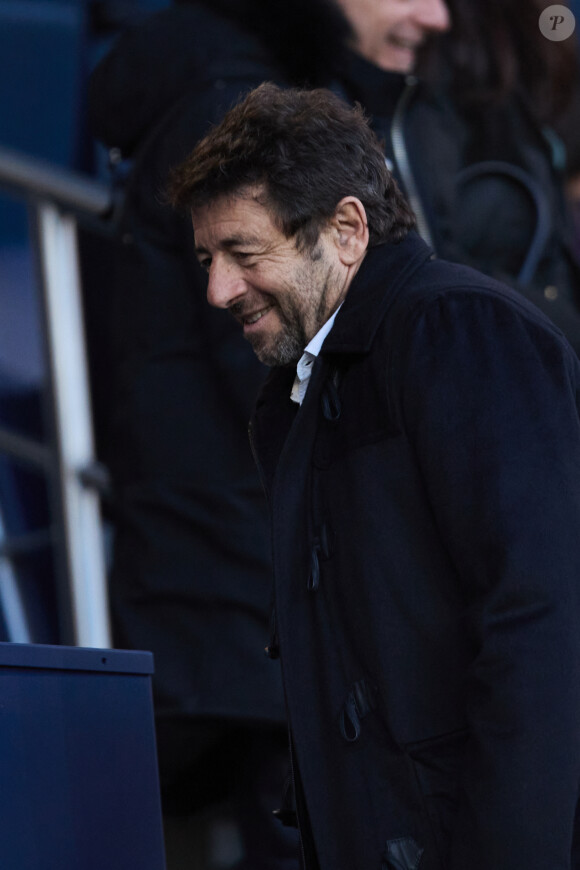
405, 728, 469, 863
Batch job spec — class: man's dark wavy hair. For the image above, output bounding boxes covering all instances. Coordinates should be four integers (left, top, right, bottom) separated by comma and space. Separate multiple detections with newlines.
169, 82, 415, 249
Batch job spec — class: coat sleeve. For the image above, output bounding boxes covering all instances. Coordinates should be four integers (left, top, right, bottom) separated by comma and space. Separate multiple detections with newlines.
398, 287, 580, 869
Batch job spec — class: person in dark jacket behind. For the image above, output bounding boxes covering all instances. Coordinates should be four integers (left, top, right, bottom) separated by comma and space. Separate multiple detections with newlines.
85, 0, 580, 864
171, 81, 580, 870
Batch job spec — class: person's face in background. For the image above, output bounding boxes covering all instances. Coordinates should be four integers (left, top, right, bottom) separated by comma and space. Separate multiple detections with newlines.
334, 0, 451, 73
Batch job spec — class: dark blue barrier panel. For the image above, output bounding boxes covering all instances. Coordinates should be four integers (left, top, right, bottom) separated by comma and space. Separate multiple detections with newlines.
0, 642, 166, 870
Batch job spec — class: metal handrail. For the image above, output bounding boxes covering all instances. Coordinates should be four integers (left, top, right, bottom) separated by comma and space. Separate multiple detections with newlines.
0, 427, 53, 471
0, 145, 114, 647
0, 144, 113, 217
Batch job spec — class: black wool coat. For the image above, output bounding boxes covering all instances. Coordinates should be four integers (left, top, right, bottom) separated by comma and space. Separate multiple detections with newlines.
250, 233, 580, 870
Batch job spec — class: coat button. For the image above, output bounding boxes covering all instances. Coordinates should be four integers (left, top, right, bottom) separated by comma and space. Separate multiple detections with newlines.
544, 285, 558, 300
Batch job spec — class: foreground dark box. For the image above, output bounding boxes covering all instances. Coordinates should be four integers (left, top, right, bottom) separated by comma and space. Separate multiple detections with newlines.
0, 641, 166, 870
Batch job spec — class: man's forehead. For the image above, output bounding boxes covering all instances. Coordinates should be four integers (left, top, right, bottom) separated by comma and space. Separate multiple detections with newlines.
192, 186, 280, 247
192, 185, 268, 221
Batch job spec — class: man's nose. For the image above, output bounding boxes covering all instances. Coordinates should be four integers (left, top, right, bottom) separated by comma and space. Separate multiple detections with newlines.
415, 0, 451, 33
206, 258, 247, 309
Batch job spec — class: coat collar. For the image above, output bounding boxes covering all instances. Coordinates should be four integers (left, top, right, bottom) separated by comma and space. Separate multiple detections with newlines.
323, 231, 433, 355
253, 232, 432, 416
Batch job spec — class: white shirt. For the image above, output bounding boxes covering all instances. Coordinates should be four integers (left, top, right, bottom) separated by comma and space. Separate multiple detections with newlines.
290, 305, 342, 405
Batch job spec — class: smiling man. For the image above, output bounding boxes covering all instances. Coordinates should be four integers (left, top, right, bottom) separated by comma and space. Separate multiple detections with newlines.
170, 82, 580, 870
186, 87, 415, 382
193, 189, 350, 366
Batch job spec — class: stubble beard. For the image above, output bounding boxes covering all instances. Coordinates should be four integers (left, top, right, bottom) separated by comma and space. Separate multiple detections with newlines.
250, 302, 308, 366
250, 249, 337, 367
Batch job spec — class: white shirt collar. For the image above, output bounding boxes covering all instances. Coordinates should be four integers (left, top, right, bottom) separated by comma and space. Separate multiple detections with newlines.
290, 304, 342, 405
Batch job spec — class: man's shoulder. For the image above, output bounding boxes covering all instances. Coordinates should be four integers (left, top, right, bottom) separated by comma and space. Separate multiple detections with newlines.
327, 241, 577, 390
326, 236, 567, 358
368, 255, 580, 400
372, 248, 570, 349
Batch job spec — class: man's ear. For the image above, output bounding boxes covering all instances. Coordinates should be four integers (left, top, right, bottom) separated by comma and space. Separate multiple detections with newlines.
330, 197, 369, 265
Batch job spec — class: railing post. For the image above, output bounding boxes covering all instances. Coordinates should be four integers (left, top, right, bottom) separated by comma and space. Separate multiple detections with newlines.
0, 506, 32, 643
35, 201, 111, 648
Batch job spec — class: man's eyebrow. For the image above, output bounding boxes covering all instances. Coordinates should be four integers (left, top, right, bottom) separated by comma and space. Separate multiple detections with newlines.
195, 235, 263, 256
